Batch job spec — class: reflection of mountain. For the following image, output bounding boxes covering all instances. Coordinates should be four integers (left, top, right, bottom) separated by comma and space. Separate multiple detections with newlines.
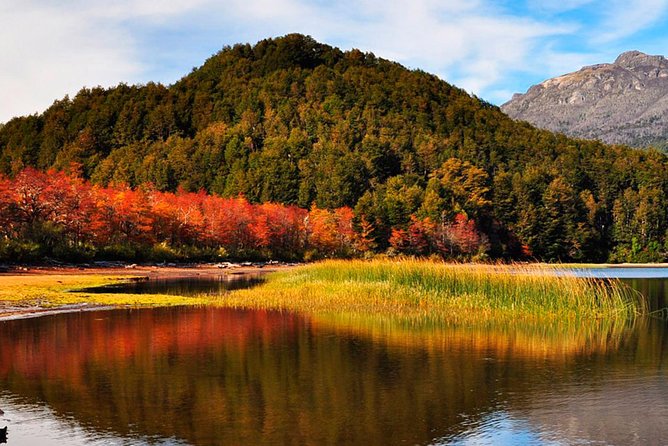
0, 308, 666, 445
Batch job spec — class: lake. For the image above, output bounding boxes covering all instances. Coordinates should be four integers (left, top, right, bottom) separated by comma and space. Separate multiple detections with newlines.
80, 274, 266, 296
566, 266, 668, 313
0, 268, 666, 445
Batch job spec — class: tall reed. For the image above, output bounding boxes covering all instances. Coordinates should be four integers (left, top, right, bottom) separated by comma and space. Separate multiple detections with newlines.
224, 259, 645, 323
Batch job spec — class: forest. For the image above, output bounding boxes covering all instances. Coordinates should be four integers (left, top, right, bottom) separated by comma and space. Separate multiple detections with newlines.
1, 34, 668, 262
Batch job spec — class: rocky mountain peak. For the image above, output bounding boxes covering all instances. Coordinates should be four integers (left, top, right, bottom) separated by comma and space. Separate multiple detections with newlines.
614, 51, 667, 70
501, 51, 668, 149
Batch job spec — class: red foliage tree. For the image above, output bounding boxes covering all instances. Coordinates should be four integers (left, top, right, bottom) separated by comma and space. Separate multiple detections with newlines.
0, 175, 17, 239
389, 216, 433, 255
438, 214, 488, 256
258, 203, 306, 258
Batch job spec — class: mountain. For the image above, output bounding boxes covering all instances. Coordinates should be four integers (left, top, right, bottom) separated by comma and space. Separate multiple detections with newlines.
502, 51, 668, 149
1, 34, 668, 262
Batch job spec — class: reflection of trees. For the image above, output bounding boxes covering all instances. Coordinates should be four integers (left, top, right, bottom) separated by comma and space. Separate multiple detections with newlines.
0, 308, 664, 445
622, 277, 668, 313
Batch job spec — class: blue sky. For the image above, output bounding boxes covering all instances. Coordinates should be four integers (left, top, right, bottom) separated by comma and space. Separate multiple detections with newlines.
1, 0, 668, 122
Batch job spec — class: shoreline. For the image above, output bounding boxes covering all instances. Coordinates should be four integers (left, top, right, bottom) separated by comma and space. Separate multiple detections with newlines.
4, 260, 668, 276
0, 262, 295, 277
0, 263, 294, 321
0, 260, 659, 322
0, 303, 119, 321
550, 263, 668, 268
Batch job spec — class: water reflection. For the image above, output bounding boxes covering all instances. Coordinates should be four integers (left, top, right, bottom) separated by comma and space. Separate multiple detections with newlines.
562, 267, 668, 313
0, 306, 666, 445
621, 277, 668, 314
567, 266, 668, 279
80, 274, 265, 296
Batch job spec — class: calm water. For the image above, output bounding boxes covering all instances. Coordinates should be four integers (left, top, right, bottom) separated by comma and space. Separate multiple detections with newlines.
0, 269, 666, 445
567, 266, 668, 312
80, 275, 265, 296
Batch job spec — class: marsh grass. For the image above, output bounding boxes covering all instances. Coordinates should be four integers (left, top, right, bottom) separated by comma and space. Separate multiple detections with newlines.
223, 259, 645, 324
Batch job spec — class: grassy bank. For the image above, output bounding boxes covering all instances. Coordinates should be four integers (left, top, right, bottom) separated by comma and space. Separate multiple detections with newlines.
222, 260, 644, 324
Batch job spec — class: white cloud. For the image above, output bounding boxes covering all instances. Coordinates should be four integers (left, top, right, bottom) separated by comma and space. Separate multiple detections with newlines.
0, 0, 207, 122
529, 0, 596, 13
215, 0, 570, 96
0, 2, 140, 122
486, 89, 517, 105
595, 0, 668, 42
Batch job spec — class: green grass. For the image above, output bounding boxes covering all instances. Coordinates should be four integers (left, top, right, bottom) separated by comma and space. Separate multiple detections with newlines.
221, 259, 645, 324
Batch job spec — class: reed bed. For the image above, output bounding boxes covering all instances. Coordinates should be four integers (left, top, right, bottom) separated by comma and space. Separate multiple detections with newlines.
223, 259, 645, 324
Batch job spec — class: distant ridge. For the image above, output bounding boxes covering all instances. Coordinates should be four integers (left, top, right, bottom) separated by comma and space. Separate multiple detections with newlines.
502, 51, 668, 149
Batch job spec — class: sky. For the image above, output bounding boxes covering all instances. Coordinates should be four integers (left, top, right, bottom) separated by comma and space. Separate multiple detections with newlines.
1, 0, 668, 123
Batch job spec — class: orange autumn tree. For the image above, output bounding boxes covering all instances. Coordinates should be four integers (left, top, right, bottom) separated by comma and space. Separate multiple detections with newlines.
389, 216, 434, 256
0, 167, 490, 262
389, 214, 489, 258
0, 174, 16, 238
306, 206, 356, 259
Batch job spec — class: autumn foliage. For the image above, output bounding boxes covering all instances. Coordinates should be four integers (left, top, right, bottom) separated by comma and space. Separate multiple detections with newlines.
389, 214, 489, 257
0, 168, 489, 262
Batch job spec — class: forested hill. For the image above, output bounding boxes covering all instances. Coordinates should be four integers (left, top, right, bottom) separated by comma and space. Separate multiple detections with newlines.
1, 34, 668, 262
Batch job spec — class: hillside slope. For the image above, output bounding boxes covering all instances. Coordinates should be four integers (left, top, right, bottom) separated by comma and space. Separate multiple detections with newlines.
1, 35, 668, 262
